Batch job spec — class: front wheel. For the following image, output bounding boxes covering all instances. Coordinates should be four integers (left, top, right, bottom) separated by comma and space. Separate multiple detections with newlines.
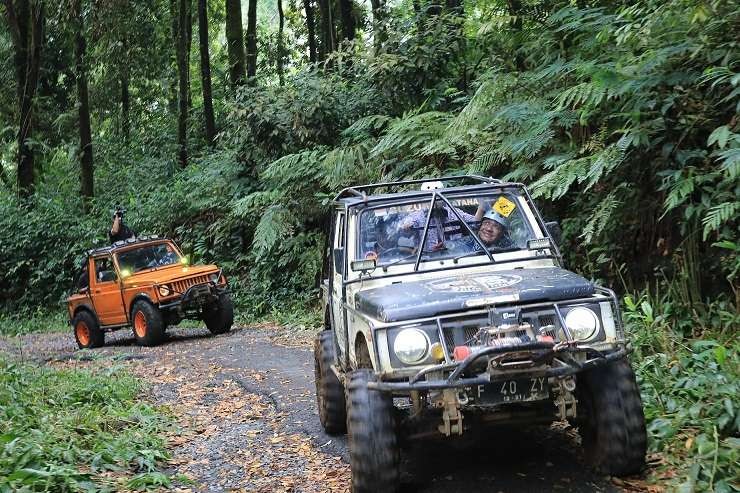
131, 300, 165, 347
204, 292, 234, 335
577, 358, 647, 476
314, 330, 347, 435
72, 311, 104, 349
346, 369, 400, 493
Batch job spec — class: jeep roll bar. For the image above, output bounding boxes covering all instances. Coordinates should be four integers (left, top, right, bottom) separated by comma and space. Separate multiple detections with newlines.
333, 175, 501, 202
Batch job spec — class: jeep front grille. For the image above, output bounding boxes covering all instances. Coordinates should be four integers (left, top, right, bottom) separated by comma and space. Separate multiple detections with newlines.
172, 275, 210, 294
440, 309, 562, 355
522, 311, 560, 340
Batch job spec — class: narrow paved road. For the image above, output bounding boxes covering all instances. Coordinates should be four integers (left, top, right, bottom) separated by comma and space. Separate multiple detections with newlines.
1, 326, 632, 492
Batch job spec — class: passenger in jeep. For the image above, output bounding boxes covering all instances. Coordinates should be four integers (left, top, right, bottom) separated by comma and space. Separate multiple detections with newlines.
401, 199, 487, 251
448, 209, 514, 253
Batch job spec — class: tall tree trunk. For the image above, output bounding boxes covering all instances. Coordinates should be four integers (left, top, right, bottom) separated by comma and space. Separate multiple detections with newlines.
72, 0, 94, 206
369, 0, 385, 53
506, 0, 525, 71
303, 0, 317, 63
186, 0, 192, 109
4, 0, 43, 198
176, 0, 188, 167
277, 0, 284, 85
120, 36, 130, 141
317, 0, 334, 58
168, 0, 179, 113
338, 0, 354, 41
197, 0, 215, 145
245, 0, 257, 78
225, 0, 246, 86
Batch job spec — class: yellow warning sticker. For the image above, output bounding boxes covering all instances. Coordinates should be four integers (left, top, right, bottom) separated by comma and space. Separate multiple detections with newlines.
492, 196, 516, 217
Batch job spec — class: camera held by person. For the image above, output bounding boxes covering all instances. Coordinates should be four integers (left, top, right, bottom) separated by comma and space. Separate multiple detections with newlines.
109, 205, 136, 244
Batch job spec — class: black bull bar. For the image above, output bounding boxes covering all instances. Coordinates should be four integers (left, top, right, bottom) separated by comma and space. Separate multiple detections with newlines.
367, 342, 630, 392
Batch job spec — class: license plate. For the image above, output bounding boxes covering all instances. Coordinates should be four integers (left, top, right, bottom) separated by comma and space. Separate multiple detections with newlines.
468, 376, 549, 404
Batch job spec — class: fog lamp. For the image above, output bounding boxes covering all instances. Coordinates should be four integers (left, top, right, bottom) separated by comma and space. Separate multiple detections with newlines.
430, 342, 445, 361
527, 238, 552, 250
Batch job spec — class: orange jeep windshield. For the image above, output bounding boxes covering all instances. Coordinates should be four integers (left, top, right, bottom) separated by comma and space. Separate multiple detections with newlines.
116, 243, 182, 274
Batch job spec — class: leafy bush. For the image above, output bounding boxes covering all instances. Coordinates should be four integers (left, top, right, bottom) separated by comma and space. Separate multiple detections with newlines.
0, 358, 171, 491
626, 294, 739, 492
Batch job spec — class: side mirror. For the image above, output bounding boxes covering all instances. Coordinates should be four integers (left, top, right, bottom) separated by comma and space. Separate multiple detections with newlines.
544, 221, 562, 247
333, 247, 344, 276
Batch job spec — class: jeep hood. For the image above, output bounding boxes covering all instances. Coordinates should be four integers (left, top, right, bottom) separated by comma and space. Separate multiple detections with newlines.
354, 267, 594, 323
122, 264, 218, 285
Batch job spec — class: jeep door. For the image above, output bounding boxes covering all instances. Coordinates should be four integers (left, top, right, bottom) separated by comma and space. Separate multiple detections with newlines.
330, 211, 347, 362
91, 255, 127, 326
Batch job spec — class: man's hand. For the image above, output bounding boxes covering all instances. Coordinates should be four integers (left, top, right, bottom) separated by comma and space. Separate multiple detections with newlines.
111, 215, 121, 234
431, 241, 446, 251
475, 196, 491, 221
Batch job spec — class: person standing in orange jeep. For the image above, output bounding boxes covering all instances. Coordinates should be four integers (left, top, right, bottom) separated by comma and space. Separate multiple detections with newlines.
109, 206, 136, 243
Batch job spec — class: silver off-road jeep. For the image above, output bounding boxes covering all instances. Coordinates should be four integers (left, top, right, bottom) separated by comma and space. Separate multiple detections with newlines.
314, 176, 646, 492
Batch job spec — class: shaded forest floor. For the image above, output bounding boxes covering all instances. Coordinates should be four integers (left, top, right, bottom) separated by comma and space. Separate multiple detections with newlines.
0, 325, 659, 492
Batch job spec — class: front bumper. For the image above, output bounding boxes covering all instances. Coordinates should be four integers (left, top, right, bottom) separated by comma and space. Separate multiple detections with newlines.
368, 342, 630, 392
159, 283, 228, 314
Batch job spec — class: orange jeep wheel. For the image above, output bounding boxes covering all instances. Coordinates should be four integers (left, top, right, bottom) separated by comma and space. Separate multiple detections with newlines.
71, 311, 104, 349
134, 311, 147, 338
131, 300, 165, 347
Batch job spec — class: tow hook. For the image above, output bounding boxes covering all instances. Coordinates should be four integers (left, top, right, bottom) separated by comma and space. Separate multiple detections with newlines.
554, 376, 577, 420
435, 388, 464, 436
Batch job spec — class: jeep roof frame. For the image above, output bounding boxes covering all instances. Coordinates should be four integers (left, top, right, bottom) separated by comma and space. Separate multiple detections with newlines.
85, 235, 166, 256
333, 175, 501, 202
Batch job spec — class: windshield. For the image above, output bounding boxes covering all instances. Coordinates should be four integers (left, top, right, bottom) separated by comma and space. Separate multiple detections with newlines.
116, 243, 182, 274
358, 192, 536, 266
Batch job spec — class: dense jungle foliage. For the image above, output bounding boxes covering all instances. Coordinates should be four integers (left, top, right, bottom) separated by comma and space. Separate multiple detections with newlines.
0, 357, 173, 490
1, 0, 738, 490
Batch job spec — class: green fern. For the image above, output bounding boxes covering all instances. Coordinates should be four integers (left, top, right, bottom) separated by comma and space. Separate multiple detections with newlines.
715, 147, 740, 179
252, 204, 296, 255
580, 188, 623, 244
703, 202, 740, 240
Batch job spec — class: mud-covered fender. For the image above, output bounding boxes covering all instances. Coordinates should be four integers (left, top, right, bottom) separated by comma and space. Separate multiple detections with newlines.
72, 303, 99, 325
127, 291, 159, 321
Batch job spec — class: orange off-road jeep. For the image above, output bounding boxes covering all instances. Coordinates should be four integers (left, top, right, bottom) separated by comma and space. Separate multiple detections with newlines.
67, 235, 233, 348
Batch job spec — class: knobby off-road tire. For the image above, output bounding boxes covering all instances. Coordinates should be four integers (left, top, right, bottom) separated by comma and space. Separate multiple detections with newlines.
204, 292, 234, 335
578, 358, 647, 476
131, 300, 166, 347
347, 369, 400, 493
72, 311, 105, 349
314, 330, 347, 435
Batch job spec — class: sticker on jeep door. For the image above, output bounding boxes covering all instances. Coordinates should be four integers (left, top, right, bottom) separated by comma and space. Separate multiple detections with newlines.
426, 274, 523, 293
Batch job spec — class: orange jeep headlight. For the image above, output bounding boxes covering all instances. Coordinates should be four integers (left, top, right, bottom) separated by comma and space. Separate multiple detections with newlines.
158, 284, 171, 297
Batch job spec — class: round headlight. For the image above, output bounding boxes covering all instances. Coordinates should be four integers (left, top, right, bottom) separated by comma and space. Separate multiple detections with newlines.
209, 273, 219, 283
158, 285, 171, 297
564, 307, 599, 341
393, 328, 429, 365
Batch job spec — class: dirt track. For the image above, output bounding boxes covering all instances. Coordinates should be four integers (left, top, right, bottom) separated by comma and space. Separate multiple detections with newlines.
0, 325, 642, 492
